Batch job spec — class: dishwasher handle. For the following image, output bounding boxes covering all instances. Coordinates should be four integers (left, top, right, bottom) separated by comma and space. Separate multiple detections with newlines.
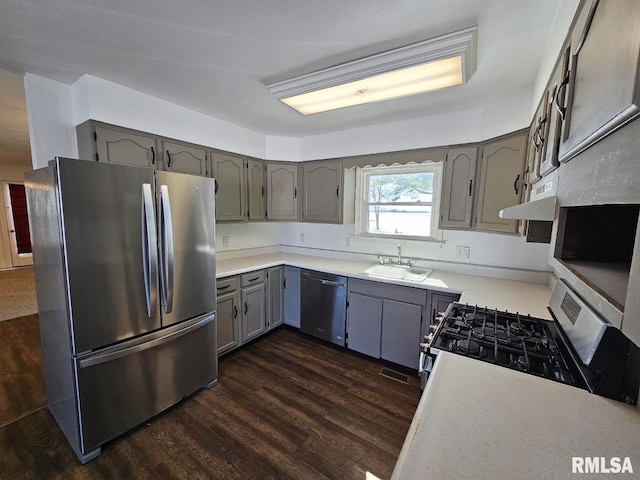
307, 276, 345, 287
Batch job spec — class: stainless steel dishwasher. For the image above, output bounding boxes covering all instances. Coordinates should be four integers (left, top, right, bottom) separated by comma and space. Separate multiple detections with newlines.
300, 269, 347, 347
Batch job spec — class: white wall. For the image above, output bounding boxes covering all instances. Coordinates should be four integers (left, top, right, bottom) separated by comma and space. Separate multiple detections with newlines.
24, 74, 77, 169
72, 75, 267, 158
279, 222, 550, 272
266, 85, 532, 161
215, 222, 282, 253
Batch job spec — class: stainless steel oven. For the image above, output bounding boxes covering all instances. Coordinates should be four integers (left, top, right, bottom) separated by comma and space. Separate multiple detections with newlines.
420, 279, 640, 404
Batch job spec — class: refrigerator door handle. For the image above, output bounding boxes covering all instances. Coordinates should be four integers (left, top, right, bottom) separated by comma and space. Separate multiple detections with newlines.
159, 184, 175, 314
141, 183, 158, 318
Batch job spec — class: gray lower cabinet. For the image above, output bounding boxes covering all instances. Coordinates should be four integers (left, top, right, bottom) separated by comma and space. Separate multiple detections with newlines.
94, 125, 159, 168
475, 131, 527, 234
283, 266, 301, 328
163, 140, 208, 176
267, 266, 284, 330
440, 147, 478, 229
212, 151, 247, 222
380, 300, 422, 369
559, 0, 640, 163
241, 272, 266, 342
216, 277, 240, 355
347, 278, 427, 369
266, 163, 298, 220
347, 293, 382, 358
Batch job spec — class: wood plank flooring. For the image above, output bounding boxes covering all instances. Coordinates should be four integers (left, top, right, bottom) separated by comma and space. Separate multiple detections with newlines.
0, 319, 421, 480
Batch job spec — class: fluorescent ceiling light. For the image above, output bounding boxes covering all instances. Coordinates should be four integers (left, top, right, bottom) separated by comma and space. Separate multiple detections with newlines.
266, 27, 477, 115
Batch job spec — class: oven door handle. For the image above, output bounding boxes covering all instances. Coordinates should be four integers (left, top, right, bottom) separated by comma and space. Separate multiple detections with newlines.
418, 351, 426, 373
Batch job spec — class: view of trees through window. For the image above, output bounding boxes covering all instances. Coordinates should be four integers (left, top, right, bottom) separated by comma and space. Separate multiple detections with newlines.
366, 171, 435, 237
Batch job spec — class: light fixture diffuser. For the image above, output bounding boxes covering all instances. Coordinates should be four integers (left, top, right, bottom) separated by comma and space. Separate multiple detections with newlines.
267, 27, 477, 115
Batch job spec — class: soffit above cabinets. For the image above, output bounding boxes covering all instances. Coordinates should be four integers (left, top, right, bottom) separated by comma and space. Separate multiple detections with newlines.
0, 1, 577, 137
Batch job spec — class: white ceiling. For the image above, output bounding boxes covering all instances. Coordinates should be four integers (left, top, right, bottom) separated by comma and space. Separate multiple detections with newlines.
0, 0, 567, 138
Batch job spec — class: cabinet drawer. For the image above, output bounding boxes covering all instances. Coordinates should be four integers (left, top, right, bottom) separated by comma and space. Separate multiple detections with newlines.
241, 270, 265, 287
349, 278, 427, 305
216, 276, 238, 293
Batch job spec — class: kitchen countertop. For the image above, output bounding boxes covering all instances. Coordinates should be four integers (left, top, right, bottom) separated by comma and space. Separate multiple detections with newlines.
216, 252, 553, 319
391, 352, 640, 480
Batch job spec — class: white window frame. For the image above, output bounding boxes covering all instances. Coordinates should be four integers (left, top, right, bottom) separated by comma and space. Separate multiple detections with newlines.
355, 162, 443, 241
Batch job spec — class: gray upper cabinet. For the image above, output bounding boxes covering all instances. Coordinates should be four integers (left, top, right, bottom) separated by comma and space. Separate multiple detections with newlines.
440, 147, 478, 229
94, 125, 158, 169
302, 160, 342, 223
539, 46, 570, 177
212, 152, 247, 222
475, 132, 527, 234
526, 95, 546, 187
266, 163, 298, 221
163, 140, 208, 176
247, 158, 266, 221
558, 0, 640, 163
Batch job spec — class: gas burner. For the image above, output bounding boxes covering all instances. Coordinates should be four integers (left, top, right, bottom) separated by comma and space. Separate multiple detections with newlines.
456, 339, 482, 356
514, 355, 529, 371
509, 322, 532, 339
462, 312, 485, 327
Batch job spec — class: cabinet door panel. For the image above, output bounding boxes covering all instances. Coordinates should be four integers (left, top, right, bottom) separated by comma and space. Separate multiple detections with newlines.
559, 0, 640, 162
441, 147, 478, 229
96, 126, 157, 168
266, 164, 298, 220
248, 159, 265, 221
302, 160, 342, 223
284, 266, 301, 328
163, 141, 207, 176
347, 293, 382, 358
476, 133, 527, 234
267, 267, 284, 329
216, 291, 240, 355
380, 300, 422, 369
213, 153, 247, 222
241, 283, 266, 342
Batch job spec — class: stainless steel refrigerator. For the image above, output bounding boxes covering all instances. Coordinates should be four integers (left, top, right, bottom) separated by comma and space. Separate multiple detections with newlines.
25, 157, 218, 463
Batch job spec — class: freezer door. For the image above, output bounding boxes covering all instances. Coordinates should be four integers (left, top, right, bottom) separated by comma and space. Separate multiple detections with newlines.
56, 158, 160, 353
155, 171, 216, 326
75, 314, 217, 455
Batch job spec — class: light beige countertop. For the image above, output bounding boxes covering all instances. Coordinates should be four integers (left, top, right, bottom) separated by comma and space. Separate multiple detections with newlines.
391, 352, 640, 480
216, 252, 553, 319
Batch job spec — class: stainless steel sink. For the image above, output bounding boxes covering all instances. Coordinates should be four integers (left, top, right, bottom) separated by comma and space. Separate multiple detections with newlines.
363, 264, 433, 282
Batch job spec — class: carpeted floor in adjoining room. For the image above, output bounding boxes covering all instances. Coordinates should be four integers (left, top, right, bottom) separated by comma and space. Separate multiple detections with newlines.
0, 266, 37, 322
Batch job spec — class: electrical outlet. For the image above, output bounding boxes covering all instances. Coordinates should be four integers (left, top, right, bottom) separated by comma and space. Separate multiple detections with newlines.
456, 246, 470, 259
222, 236, 229, 247
300, 232, 305, 242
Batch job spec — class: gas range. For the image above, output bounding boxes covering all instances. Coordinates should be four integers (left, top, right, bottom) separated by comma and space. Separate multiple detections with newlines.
420, 280, 640, 405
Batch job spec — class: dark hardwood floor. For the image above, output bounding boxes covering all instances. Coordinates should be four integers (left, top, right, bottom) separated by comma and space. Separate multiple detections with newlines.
0, 319, 421, 480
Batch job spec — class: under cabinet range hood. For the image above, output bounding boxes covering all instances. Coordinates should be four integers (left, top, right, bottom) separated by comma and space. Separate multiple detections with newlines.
499, 176, 557, 221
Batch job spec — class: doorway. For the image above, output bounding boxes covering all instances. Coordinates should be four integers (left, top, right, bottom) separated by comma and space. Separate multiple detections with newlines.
2, 181, 33, 267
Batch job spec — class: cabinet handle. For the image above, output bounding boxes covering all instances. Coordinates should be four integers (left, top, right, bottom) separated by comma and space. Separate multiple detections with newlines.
247, 276, 260, 282
244, 302, 248, 315
554, 70, 570, 121
261, 185, 265, 198
217, 284, 231, 291
468, 179, 473, 197
294, 186, 297, 199
150, 146, 155, 165
336, 186, 340, 198
233, 304, 238, 319
283, 278, 287, 289
166, 150, 171, 168
215, 180, 218, 194
513, 174, 521, 195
